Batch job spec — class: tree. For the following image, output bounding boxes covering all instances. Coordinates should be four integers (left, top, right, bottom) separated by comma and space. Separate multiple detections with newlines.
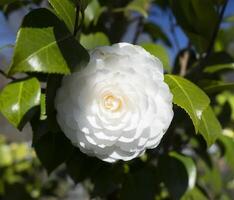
0, 0, 234, 199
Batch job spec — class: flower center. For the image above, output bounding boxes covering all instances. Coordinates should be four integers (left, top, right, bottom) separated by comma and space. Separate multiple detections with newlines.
103, 94, 122, 112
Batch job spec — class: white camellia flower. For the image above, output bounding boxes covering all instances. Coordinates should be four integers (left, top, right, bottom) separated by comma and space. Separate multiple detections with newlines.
55, 43, 173, 163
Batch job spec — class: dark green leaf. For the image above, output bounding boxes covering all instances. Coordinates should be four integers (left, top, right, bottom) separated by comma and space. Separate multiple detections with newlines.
198, 106, 222, 147
0, 0, 17, 6
144, 23, 172, 47
158, 152, 196, 200
0, 78, 41, 130
203, 81, 234, 94
80, 32, 110, 50
170, 0, 218, 52
165, 75, 210, 132
8, 8, 89, 75
120, 167, 157, 200
34, 130, 74, 174
141, 43, 171, 72
204, 63, 234, 73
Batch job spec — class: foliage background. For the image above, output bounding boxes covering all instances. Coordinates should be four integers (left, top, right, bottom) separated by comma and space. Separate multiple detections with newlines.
0, 0, 234, 199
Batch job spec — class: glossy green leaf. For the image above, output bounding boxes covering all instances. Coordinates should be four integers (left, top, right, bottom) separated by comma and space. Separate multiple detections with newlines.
0, 78, 41, 129
80, 32, 110, 50
8, 8, 89, 75
170, 0, 218, 52
141, 43, 171, 72
159, 152, 197, 199
49, 0, 76, 33
144, 23, 171, 47
165, 75, 210, 132
126, 0, 150, 18
198, 106, 222, 147
204, 63, 234, 73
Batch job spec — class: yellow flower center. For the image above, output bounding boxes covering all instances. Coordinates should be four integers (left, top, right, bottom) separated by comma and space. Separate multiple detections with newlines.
103, 94, 122, 112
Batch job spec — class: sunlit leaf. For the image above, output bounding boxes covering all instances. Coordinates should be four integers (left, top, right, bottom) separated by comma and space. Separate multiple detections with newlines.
0, 78, 41, 130
8, 8, 89, 75
141, 43, 171, 72
198, 106, 222, 147
49, 0, 76, 33
126, 0, 150, 18
80, 32, 110, 50
165, 75, 210, 132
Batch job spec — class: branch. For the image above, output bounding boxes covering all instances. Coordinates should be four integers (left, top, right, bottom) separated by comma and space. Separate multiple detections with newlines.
0, 69, 16, 81
132, 16, 144, 45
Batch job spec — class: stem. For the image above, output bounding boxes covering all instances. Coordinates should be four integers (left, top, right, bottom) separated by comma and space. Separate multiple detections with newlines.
186, 0, 228, 77
204, 0, 228, 60
0, 69, 16, 81
73, 3, 80, 37
132, 16, 144, 44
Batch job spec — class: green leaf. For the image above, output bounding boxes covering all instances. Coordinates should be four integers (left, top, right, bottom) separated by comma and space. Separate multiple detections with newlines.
204, 63, 234, 73
84, 0, 102, 26
198, 106, 222, 147
170, 0, 218, 53
141, 43, 171, 72
219, 135, 234, 171
144, 23, 172, 47
80, 32, 110, 50
34, 130, 74, 174
203, 81, 234, 94
159, 152, 197, 199
225, 15, 234, 23
120, 167, 157, 200
8, 8, 89, 75
126, 0, 150, 18
49, 0, 76, 33
181, 187, 208, 200
0, 78, 41, 129
165, 75, 210, 132
0, 0, 17, 5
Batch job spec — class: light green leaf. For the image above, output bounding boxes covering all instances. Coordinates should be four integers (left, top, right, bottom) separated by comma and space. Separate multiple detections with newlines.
198, 106, 222, 147
0, 78, 41, 129
49, 0, 76, 33
141, 43, 171, 72
181, 187, 208, 200
165, 75, 210, 132
80, 32, 110, 50
8, 8, 89, 75
204, 63, 234, 73
84, 0, 102, 26
40, 94, 47, 120
126, 0, 150, 18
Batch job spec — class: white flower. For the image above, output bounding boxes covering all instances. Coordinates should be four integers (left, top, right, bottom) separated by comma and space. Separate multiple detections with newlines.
55, 43, 173, 163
